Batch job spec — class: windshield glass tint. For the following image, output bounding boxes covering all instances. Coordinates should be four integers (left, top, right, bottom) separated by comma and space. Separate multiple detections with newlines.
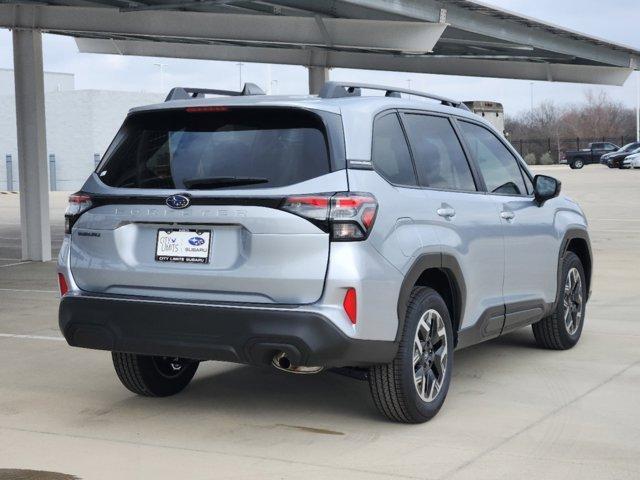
98, 108, 331, 189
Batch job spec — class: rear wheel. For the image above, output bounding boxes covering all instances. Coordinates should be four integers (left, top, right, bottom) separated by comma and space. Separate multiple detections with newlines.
571, 158, 584, 169
369, 287, 454, 423
112, 352, 199, 397
532, 252, 586, 350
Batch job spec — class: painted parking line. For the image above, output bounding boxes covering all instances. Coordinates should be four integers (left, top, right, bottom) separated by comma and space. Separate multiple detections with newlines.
592, 218, 640, 222
0, 261, 31, 268
0, 288, 58, 294
0, 333, 65, 341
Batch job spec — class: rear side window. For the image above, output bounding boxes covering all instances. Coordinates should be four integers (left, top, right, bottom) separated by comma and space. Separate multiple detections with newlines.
402, 114, 476, 192
371, 113, 417, 186
458, 121, 527, 196
98, 108, 331, 190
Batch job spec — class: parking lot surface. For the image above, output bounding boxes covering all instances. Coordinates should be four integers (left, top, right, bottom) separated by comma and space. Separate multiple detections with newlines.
1, 166, 639, 479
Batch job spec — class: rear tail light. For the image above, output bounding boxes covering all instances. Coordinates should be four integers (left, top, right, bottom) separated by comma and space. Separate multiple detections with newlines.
57, 273, 69, 296
280, 192, 377, 241
343, 288, 357, 324
65, 192, 93, 234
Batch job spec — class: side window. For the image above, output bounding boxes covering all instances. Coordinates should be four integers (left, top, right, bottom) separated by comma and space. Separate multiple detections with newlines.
458, 121, 527, 196
371, 113, 417, 186
402, 114, 476, 192
520, 165, 534, 195
604, 143, 617, 151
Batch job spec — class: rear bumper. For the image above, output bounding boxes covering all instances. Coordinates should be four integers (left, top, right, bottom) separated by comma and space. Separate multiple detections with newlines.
58, 293, 397, 367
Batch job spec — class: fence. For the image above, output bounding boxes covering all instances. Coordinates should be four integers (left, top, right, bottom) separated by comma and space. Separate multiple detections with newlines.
2, 153, 101, 191
508, 136, 636, 164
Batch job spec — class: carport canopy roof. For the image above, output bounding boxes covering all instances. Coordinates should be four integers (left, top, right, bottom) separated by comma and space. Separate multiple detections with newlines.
1, 0, 640, 85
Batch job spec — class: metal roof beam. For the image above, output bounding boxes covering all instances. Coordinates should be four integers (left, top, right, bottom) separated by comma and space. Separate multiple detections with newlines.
0, 4, 446, 53
334, 0, 638, 68
75, 37, 634, 86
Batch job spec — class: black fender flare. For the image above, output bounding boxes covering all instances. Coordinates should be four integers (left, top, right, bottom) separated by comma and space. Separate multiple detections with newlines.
555, 228, 592, 310
395, 253, 466, 343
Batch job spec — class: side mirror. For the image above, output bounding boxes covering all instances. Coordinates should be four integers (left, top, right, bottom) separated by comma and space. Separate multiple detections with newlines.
533, 175, 561, 205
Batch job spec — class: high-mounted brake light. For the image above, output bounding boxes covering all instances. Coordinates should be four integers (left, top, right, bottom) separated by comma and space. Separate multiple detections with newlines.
280, 192, 378, 241
186, 106, 230, 113
65, 192, 93, 234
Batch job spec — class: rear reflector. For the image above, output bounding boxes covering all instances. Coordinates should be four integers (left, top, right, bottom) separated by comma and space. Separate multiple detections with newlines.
58, 273, 69, 296
343, 288, 357, 324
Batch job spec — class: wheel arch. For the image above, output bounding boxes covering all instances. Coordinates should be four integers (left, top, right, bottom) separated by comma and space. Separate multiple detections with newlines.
397, 253, 466, 346
559, 229, 592, 301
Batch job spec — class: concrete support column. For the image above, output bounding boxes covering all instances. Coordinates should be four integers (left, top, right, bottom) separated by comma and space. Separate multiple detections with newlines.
13, 29, 51, 261
308, 66, 329, 95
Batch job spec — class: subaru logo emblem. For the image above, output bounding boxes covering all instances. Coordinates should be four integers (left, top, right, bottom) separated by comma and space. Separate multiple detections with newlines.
166, 194, 190, 209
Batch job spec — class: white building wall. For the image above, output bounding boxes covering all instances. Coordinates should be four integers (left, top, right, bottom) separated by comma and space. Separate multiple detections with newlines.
0, 89, 164, 191
0, 68, 75, 95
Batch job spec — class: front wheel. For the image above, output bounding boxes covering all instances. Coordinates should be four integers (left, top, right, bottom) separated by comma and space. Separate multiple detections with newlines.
369, 287, 454, 423
112, 352, 199, 397
532, 252, 586, 350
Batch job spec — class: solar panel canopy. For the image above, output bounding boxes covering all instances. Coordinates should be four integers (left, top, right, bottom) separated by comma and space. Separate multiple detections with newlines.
1, 0, 639, 85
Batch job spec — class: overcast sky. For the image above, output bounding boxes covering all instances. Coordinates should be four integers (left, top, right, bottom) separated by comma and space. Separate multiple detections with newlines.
0, 0, 638, 116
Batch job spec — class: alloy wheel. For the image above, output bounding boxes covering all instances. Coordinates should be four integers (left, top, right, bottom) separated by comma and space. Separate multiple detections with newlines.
152, 356, 188, 378
413, 309, 448, 402
563, 267, 583, 335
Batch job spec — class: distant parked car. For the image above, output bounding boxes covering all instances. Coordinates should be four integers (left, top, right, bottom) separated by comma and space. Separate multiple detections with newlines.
622, 152, 640, 169
601, 142, 640, 167
561, 142, 619, 169
607, 145, 640, 169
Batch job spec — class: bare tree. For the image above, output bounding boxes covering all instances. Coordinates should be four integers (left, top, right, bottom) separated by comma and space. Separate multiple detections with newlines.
505, 91, 635, 140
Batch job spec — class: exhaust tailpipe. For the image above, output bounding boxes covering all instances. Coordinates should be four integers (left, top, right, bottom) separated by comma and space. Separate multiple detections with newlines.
272, 352, 323, 375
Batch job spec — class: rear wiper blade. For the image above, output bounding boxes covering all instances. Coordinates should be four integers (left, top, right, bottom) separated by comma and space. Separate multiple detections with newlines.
183, 176, 269, 189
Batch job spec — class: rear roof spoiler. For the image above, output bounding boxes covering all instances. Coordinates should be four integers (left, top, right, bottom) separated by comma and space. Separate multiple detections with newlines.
165, 83, 265, 101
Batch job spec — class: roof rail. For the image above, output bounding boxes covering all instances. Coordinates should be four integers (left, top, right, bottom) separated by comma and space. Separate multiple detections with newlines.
318, 81, 470, 111
165, 82, 265, 101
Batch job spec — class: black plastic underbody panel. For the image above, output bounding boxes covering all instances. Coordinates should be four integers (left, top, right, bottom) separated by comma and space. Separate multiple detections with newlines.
59, 293, 397, 367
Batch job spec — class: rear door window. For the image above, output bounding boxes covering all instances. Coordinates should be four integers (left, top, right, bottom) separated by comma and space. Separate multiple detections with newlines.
458, 121, 527, 196
371, 112, 417, 186
402, 114, 476, 192
98, 107, 332, 190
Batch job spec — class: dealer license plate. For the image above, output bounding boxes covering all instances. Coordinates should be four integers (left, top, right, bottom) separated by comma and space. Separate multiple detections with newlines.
155, 229, 211, 264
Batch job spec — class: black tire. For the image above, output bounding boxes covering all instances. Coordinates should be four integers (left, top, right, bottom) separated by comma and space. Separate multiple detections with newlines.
112, 352, 199, 397
369, 287, 454, 423
570, 158, 584, 169
532, 251, 586, 350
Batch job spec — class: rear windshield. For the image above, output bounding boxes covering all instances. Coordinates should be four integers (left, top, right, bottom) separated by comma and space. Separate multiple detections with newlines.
97, 107, 332, 190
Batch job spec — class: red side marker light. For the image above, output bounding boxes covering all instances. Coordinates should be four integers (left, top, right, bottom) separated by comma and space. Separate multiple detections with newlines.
58, 273, 69, 296
343, 288, 357, 324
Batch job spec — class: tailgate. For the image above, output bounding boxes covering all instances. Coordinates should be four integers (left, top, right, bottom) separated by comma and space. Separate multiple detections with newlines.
70, 201, 330, 304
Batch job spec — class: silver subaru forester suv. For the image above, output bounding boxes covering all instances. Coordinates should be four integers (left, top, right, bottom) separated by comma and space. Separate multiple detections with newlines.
58, 82, 591, 423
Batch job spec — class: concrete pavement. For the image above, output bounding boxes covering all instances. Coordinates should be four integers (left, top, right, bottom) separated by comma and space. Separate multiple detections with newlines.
1, 165, 639, 479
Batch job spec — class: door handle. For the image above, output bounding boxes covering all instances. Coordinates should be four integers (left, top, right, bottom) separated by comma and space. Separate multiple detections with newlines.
437, 207, 456, 218
500, 211, 515, 221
